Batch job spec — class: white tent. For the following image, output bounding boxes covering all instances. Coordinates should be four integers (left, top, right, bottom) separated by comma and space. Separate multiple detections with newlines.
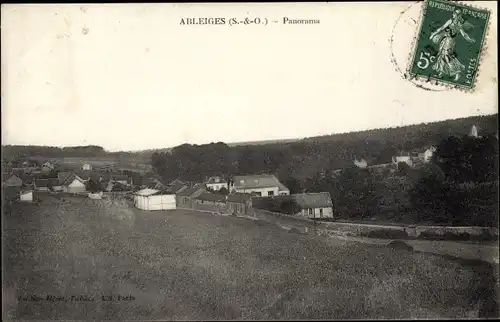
133, 188, 176, 211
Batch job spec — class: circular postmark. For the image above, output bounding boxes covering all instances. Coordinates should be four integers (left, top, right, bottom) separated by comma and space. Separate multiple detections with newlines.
389, 2, 449, 92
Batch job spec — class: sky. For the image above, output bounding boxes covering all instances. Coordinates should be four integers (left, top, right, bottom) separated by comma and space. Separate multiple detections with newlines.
1, 2, 498, 152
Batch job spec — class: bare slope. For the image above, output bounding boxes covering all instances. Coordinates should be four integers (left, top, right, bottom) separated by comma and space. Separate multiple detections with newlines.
3, 198, 498, 320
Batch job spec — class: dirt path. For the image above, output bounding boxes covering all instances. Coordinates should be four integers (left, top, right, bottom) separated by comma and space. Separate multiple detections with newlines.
325, 234, 499, 264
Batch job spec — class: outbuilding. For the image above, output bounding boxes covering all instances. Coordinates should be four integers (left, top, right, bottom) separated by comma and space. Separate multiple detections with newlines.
20, 190, 34, 202
133, 188, 177, 211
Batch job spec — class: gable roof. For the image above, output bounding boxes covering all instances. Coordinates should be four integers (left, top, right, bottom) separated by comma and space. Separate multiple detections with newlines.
252, 192, 333, 210
194, 192, 226, 203
177, 184, 206, 197
60, 173, 86, 186
206, 176, 227, 184
34, 178, 60, 187
134, 186, 178, 196
167, 182, 187, 194
227, 192, 252, 204
134, 188, 161, 196
169, 179, 187, 186
58, 171, 73, 185
2, 174, 23, 186
290, 192, 333, 209
233, 174, 288, 190
42, 161, 54, 168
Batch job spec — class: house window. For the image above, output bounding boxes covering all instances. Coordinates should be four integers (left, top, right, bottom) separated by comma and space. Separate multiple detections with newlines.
254, 192, 262, 196
308, 208, 313, 215
319, 208, 323, 218
268, 190, 274, 196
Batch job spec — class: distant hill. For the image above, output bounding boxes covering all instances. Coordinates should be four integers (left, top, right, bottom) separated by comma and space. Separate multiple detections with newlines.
149, 113, 498, 183
2, 114, 497, 165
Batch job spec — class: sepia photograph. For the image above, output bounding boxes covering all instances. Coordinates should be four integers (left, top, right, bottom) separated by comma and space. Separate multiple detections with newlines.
1, 1, 499, 320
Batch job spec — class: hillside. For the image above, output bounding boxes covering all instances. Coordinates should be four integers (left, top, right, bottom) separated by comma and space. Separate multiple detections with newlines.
2, 114, 497, 168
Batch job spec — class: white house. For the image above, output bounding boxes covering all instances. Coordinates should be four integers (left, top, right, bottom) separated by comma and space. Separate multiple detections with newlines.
134, 188, 176, 211
353, 158, 368, 168
470, 125, 479, 138
231, 174, 289, 196
20, 190, 33, 202
82, 163, 92, 171
206, 176, 228, 191
392, 152, 412, 168
41, 161, 55, 173
422, 146, 436, 163
59, 173, 87, 193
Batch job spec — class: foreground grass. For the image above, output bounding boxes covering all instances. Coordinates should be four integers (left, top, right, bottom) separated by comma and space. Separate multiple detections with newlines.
2, 197, 498, 320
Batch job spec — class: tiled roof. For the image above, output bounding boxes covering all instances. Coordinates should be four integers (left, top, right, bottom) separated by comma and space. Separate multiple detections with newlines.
58, 172, 73, 185
134, 188, 160, 196
167, 182, 187, 194
252, 192, 333, 209
34, 178, 60, 187
206, 176, 227, 184
169, 179, 187, 186
134, 186, 178, 196
227, 192, 252, 204
291, 192, 333, 208
233, 174, 288, 190
177, 184, 206, 197
194, 192, 226, 203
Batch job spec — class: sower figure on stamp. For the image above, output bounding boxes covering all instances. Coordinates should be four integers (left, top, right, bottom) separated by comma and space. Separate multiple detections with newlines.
429, 9, 475, 81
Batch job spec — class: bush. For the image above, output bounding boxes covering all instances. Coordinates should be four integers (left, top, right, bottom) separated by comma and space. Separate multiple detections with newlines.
386, 240, 414, 252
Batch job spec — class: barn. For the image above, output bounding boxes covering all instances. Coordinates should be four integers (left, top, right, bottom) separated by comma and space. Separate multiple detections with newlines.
133, 187, 177, 211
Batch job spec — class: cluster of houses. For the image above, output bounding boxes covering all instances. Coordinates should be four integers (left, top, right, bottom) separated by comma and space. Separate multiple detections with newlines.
133, 174, 334, 220
2, 161, 135, 202
6, 125, 483, 218
3, 160, 335, 220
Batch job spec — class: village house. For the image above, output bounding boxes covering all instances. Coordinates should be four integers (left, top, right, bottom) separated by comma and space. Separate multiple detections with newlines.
3, 173, 23, 187
231, 174, 290, 196
353, 158, 368, 168
205, 176, 229, 191
291, 192, 334, 219
169, 179, 187, 186
421, 146, 436, 163
141, 177, 166, 190
58, 172, 87, 193
226, 192, 253, 215
133, 187, 177, 211
253, 192, 334, 219
176, 184, 207, 208
41, 161, 55, 173
194, 192, 227, 206
470, 125, 479, 138
82, 163, 92, 171
34, 178, 61, 191
392, 152, 412, 168
166, 182, 188, 194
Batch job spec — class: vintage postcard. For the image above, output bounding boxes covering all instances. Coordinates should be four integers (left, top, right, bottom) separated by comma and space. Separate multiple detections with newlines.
407, 0, 491, 90
1, 2, 498, 321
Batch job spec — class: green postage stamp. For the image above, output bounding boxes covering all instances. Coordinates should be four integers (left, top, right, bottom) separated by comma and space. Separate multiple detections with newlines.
408, 0, 490, 90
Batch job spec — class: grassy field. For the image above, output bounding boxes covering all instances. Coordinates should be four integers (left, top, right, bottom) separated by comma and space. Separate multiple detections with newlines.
2, 196, 499, 320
